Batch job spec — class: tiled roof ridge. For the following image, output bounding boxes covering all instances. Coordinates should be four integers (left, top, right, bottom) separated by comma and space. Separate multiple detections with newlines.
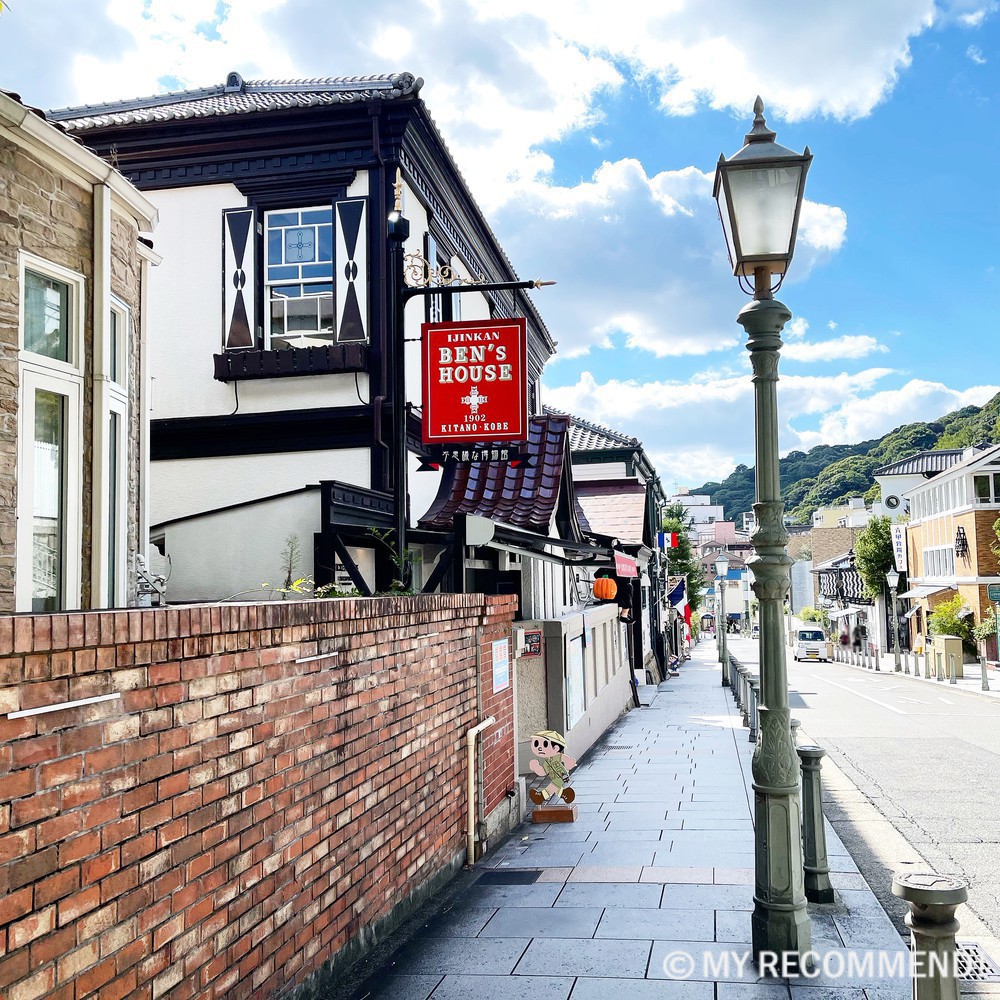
48, 70, 422, 124
542, 405, 638, 448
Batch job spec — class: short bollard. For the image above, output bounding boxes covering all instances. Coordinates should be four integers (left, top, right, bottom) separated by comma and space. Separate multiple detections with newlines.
924, 651, 933, 679
747, 677, 759, 742
740, 668, 751, 728
797, 745, 834, 904
731, 661, 743, 709
936, 652, 944, 682
948, 653, 957, 686
981, 655, 990, 692
903, 651, 911, 675
891, 871, 969, 1000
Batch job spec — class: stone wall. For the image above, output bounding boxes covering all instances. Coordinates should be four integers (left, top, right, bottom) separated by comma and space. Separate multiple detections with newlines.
0, 595, 517, 999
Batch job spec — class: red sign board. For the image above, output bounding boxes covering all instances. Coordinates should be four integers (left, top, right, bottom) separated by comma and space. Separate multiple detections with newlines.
614, 553, 639, 578
421, 318, 528, 445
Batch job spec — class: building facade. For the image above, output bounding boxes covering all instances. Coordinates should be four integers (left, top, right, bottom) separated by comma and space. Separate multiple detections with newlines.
1, 88, 158, 612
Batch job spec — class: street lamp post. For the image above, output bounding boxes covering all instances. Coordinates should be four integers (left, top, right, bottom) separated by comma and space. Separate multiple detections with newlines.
886, 568, 902, 673
714, 97, 813, 965
716, 553, 730, 685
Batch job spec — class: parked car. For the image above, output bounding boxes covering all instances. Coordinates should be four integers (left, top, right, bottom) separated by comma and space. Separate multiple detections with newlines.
793, 627, 831, 662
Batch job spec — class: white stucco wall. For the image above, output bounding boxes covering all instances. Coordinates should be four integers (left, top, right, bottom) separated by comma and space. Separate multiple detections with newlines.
152, 447, 370, 525
159, 489, 320, 602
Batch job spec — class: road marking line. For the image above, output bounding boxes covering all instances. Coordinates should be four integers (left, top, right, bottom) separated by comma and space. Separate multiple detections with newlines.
810, 675, 907, 715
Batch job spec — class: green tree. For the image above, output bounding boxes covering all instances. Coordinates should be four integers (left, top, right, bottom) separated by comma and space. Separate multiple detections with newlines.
661, 503, 705, 616
927, 594, 976, 655
854, 515, 894, 598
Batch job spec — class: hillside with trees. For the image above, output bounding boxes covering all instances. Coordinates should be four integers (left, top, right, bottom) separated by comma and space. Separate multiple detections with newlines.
694, 393, 1000, 524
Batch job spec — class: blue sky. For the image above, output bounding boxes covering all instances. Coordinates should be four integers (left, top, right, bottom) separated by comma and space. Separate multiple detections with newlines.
2, 1, 998, 491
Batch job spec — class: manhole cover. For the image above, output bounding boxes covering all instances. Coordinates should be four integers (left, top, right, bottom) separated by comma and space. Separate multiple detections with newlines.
956, 942, 1000, 981
476, 869, 541, 885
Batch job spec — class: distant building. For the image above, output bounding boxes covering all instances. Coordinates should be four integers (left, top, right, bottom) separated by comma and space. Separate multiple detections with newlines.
875, 446, 988, 522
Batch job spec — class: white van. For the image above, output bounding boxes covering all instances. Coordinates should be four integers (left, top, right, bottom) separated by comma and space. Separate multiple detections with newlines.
794, 627, 830, 662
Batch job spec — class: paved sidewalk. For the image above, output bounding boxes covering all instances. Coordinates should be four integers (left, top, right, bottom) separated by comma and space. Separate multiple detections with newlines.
355, 638, 911, 999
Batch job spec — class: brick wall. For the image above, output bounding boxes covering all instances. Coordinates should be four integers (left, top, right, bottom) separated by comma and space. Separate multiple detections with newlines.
0, 594, 516, 999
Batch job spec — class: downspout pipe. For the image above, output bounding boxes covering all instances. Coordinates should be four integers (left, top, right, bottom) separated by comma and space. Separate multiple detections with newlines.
466, 716, 496, 865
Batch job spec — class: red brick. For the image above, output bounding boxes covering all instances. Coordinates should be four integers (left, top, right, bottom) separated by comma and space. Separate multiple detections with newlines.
57, 884, 102, 926
74, 955, 116, 996
36, 811, 82, 848
9, 906, 54, 949
0, 950, 30, 990
33, 866, 80, 907
0, 886, 33, 926
10, 735, 59, 769
58, 829, 101, 865
7, 964, 54, 1000
29, 924, 75, 967
56, 940, 99, 982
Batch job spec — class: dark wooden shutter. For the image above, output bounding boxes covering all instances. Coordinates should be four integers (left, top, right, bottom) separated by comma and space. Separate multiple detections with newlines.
334, 198, 367, 343
222, 208, 256, 350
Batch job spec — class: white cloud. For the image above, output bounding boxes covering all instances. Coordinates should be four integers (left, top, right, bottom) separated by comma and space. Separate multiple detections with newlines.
967, 44, 987, 63
790, 380, 1000, 449
783, 335, 889, 363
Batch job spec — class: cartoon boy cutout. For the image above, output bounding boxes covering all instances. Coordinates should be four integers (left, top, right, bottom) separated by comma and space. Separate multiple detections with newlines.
529, 730, 577, 804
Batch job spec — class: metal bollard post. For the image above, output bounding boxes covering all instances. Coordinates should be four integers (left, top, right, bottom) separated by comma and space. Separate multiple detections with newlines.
948, 652, 958, 686
891, 872, 969, 1000
732, 661, 743, 709
797, 745, 834, 903
903, 651, 911, 675
981, 655, 990, 692
740, 668, 751, 729
747, 676, 759, 742
936, 652, 944, 682
924, 651, 932, 679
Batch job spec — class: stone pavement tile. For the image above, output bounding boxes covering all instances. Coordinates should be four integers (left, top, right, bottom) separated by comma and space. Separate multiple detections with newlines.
829, 872, 868, 890
654, 852, 756, 869
830, 912, 906, 952
671, 831, 756, 846
715, 868, 755, 885
648, 940, 769, 983
595, 905, 713, 942
790, 990, 866, 1000
827, 855, 860, 874
494, 846, 590, 868
427, 974, 575, 999
388, 936, 531, 976
803, 912, 845, 950
786, 949, 909, 990
514, 827, 594, 843
532, 814, 608, 831
714, 909, 752, 943
423, 905, 498, 937
555, 882, 663, 908
613, 793, 688, 804
603, 802, 675, 813
587, 831, 667, 844
717, 983, 790, 1000
461, 884, 565, 909
607, 816, 688, 832
514, 937, 652, 979
640, 866, 714, 884
863, 987, 911, 1000
479, 906, 603, 939
569, 978, 714, 999
834, 889, 895, 915
363, 973, 444, 999
566, 865, 643, 883
659, 884, 755, 910
536, 868, 572, 882
585, 844, 657, 866
681, 820, 754, 830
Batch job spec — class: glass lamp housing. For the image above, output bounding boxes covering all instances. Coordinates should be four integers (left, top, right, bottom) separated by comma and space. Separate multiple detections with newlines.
713, 98, 812, 278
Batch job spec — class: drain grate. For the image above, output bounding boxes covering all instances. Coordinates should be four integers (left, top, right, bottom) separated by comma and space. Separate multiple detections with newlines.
956, 942, 1000, 981
604, 746, 635, 751
476, 869, 541, 885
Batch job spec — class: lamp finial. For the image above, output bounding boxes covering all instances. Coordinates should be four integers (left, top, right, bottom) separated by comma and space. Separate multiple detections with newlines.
393, 167, 403, 213
745, 96, 777, 145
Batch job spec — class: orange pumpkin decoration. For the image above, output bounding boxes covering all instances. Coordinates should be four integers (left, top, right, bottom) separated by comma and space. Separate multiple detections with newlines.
593, 577, 618, 601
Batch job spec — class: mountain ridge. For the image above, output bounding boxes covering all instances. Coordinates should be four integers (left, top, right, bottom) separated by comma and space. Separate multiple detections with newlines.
692, 393, 1000, 524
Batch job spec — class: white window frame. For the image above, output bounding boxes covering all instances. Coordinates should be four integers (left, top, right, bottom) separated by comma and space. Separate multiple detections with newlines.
16, 366, 84, 613
263, 206, 335, 350
95, 297, 130, 607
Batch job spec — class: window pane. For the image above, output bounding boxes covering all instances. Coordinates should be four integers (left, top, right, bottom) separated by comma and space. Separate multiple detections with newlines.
32, 390, 64, 612
975, 476, 990, 501
284, 227, 317, 263
287, 297, 318, 332
108, 412, 119, 606
268, 212, 299, 227
993, 473, 1000, 502
24, 270, 70, 362
109, 308, 119, 383
318, 224, 333, 262
268, 266, 299, 281
301, 209, 332, 225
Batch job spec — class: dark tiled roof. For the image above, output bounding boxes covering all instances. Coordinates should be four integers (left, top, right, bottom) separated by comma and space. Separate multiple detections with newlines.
48, 71, 423, 131
544, 405, 638, 452
574, 482, 645, 543
874, 449, 970, 477
417, 416, 581, 537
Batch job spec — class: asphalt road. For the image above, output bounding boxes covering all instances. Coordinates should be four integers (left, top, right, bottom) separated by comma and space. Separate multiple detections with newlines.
772, 647, 1000, 941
